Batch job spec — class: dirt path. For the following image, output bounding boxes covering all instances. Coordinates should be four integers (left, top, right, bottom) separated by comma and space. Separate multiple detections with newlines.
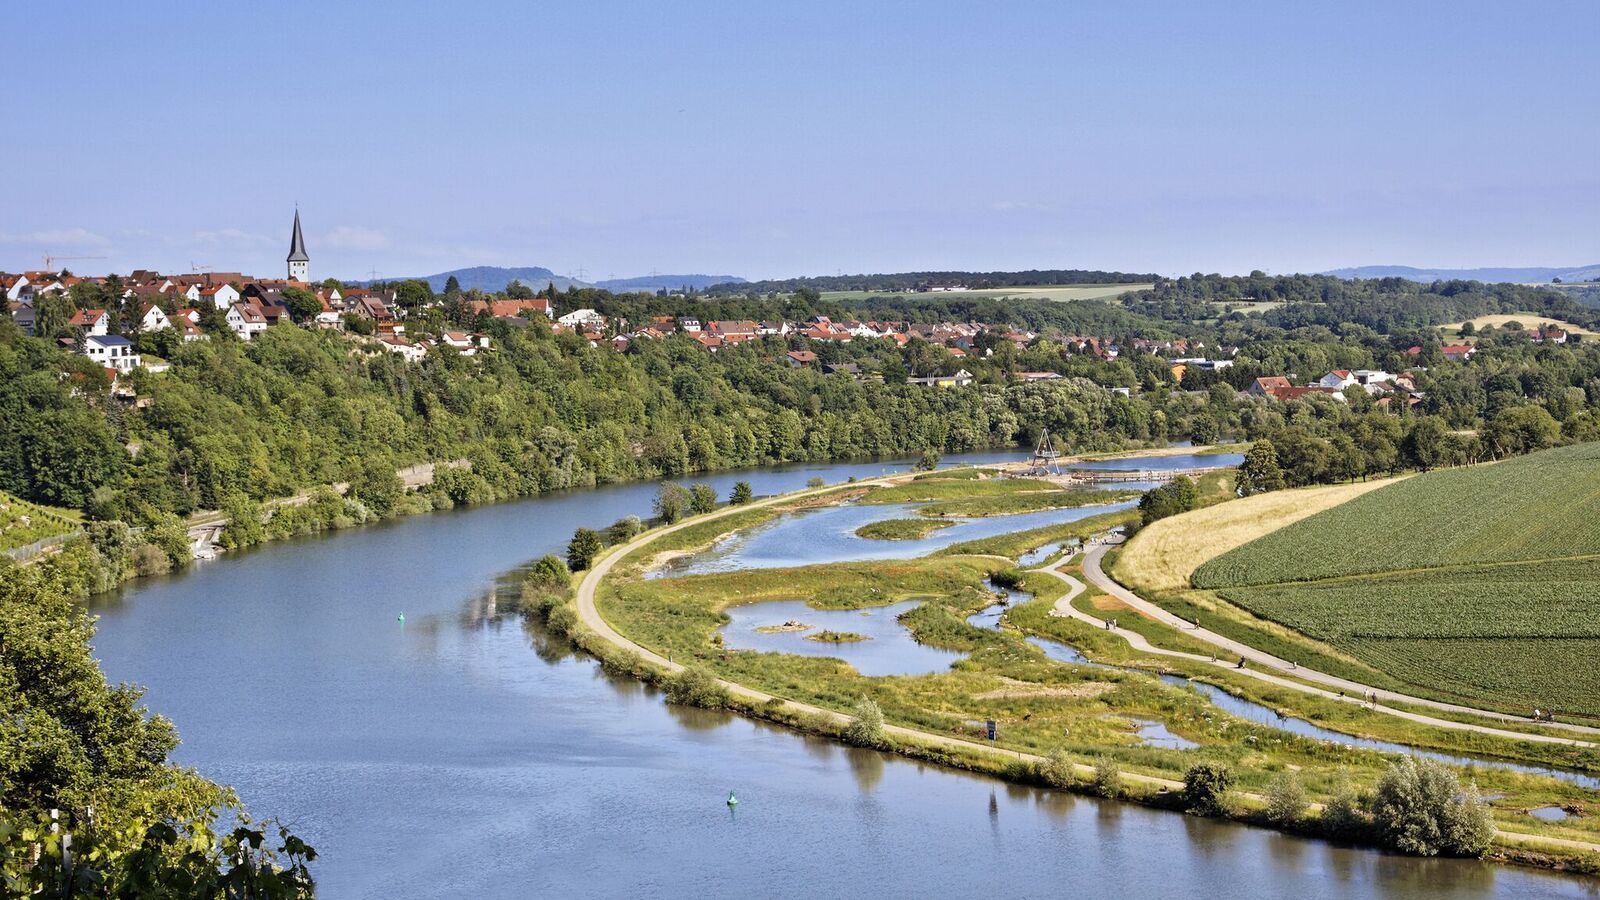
1077, 541, 1600, 741
574, 482, 1600, 855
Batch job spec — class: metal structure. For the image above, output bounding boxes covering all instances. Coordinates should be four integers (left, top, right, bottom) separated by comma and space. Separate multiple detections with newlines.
1030, 430, 1063, 475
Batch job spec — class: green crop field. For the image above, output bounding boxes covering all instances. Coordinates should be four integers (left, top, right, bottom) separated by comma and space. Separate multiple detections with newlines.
0, 491, 82, 554
1190, 442, 1600, 717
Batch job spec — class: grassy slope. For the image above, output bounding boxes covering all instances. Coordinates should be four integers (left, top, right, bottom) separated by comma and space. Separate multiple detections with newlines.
1186, 443, 1600, 717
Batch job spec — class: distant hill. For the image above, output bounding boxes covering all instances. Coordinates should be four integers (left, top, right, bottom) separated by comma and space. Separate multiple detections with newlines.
375, 266, 591, 293
595, 274, 746, 293
1324, 264, 1600, 284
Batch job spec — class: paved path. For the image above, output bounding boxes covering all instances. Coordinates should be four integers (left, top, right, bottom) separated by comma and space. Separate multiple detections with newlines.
1079, 540, 1600, 742
572, 482, 1600, 856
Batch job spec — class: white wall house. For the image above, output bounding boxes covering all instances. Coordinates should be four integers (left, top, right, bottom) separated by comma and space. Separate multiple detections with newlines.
226, 302, 267, 340
558, 308, 605, 328
138, 303, 171, 332
83, 335, 141, 373
200, 284, 241, 310
69, 309, 110, 336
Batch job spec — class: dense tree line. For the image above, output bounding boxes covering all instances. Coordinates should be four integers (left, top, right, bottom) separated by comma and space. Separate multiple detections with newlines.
702, 269, 1160, 295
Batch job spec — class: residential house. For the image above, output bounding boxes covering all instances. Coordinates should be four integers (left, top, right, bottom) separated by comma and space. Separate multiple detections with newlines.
758, 320, 790, 337
786, 350, 818, 367
136, 302, 171, 332
378, 335, 426, 362
675, 316, 703, 333
1246, 376, 1292, 397
198, 283, 241, 310
1441, 344, 1476, 362
69, 308, 110, 336
1316, 369, 1358, 390
82, 334, 141, 373
907, 368, 974, 388
557, 308, 605, 328
1016, 371, 1063, 382
176, 317, 208, 342
226, 302, 268, 340
8, 301, 35, 335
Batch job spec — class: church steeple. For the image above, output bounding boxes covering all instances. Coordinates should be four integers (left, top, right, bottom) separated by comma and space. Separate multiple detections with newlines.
286, 209, 309, 282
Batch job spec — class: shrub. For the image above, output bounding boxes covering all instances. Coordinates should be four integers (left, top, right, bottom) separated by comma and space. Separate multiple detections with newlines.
1319, 774, 1369, 839
1370, 757, 1495, 857
566, 527, 604, 571
662, 666, 728, 708
915, 448, 942, 471
689, 483, 717, 515
527, 554, 571, 590
1182, 762, 1234, 816
132, 542, 172, 577
843, 698, 886, 748
1091, 757, 1122, 798
606, 515, 643, 545
1039, 749, 1076, 789
989, 569, 1025, 590
654, 483, 690, 524
806, 476, 825, 489
729, 481, 753, 505
1265, 770, 1308, 828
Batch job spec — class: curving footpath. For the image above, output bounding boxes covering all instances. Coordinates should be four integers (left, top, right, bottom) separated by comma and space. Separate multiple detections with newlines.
573, 483, 1600, 855
1077, 540, 1600, 742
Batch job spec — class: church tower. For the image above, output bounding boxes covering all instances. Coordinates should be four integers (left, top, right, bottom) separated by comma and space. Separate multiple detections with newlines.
286, 209, 310, 282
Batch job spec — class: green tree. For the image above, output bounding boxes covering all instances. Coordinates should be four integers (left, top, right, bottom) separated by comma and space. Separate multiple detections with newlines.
606, 515, 643, 545
728, 480, 753, 505
280, 286, 322, 323
566, 526, 604, 570
1370, 757, 1495, 857
1182, 762, 1234, 816
843, 697, 885, 748
1265, 770, 1308, 828
1236, 440, 1286, 496
915, 448, 942, 471
349, 459, 404, 517
653, 482, 690, 524
689, 482, 717, 515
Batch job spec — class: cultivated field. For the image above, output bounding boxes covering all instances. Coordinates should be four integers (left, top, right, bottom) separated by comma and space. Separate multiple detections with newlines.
820, 283, 1153, 303
1113, 478, 1398, 594
1191, 443, 1600, 717
1440, 312, 1596, 342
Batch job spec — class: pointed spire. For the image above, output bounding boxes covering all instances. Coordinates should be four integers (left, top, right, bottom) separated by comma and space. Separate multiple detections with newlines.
287, 209, 309, 262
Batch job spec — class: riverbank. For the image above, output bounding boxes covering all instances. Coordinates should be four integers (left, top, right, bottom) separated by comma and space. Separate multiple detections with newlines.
569, 473, 1600, 876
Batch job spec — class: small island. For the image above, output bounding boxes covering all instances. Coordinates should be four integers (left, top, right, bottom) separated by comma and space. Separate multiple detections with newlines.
756, 620, 813, 634
805, 630, 870, 643
855, 518, 956, 540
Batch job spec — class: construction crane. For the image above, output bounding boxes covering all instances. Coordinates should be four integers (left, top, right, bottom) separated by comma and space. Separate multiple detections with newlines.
43, 254, 107, 272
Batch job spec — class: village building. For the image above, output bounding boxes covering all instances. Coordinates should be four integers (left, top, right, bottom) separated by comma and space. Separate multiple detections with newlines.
82, 334, 140, 373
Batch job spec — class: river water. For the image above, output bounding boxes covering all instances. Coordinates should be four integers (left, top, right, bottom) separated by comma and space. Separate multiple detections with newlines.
88, 452, 1595, 898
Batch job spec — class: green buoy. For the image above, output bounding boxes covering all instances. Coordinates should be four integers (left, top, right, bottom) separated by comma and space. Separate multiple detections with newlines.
397, 612, 405, 623
726, 791, 738, 807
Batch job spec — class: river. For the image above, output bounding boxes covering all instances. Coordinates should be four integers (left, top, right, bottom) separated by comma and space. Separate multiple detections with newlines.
88, 452, 1594, 898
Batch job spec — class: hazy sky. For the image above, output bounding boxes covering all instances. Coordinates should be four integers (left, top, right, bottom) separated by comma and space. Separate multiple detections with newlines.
5, 1, 1596, 281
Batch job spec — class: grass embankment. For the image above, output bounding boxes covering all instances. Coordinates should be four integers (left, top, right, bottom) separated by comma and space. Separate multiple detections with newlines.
1191, 443, 1600, 718
862, 472, 1135, 517
855, 518, 955, 541
937, 508, 1138, 560
0, 491, 82, 554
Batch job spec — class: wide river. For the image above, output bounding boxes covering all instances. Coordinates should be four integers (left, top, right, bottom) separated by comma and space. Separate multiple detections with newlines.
89, 452, 1594, 898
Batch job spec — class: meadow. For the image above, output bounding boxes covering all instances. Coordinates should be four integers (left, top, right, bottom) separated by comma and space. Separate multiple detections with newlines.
855, 518, 954, 540
1441, 312, 1596, 342
861, 471, 1134, 517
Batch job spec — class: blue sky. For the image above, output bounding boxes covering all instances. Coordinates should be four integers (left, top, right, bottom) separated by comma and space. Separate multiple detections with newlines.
4, 1, 1596, 280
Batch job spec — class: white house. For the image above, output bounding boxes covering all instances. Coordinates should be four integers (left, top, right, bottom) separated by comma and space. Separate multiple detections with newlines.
226, 302, 268, 340
137, 302, 171, 332
1316, 369, 1359, 390
675, 316, 703, 333
558, 308, 605, 328
379, 335, 427, 362
441, 331, 487, 355
83, 334, 141, 373
199, 283, 241, 310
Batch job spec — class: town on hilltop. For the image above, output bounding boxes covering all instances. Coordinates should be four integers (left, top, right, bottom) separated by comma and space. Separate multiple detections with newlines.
0, 212, 1578, 412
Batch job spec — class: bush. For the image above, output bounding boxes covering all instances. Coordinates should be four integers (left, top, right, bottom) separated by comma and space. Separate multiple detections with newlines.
989, 568, 1025, 590
566, 527, 604, 571
689, 483, 717, 515
806, 476, 825, 489
654, 483, 690, 524
349, 459, 404, 517
1039, 749, 1076, 789
1091, 756, 1122, 798
527, 554, 571, 589
131, 542, 171, 577
843, 697, 886, 748
1370, 757, 1495, 857
1265, 770, 1308, 828
1319, 774, 1369, 839
606, 515, 643, 545
915, 448, 942, 471
662, 666, 728, 708
1182, 762, 1234, 816
729, 481, 753, 505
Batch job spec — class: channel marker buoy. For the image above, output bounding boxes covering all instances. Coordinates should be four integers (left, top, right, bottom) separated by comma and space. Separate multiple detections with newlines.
727, 791, 738, 807
397, 612, 405, 623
